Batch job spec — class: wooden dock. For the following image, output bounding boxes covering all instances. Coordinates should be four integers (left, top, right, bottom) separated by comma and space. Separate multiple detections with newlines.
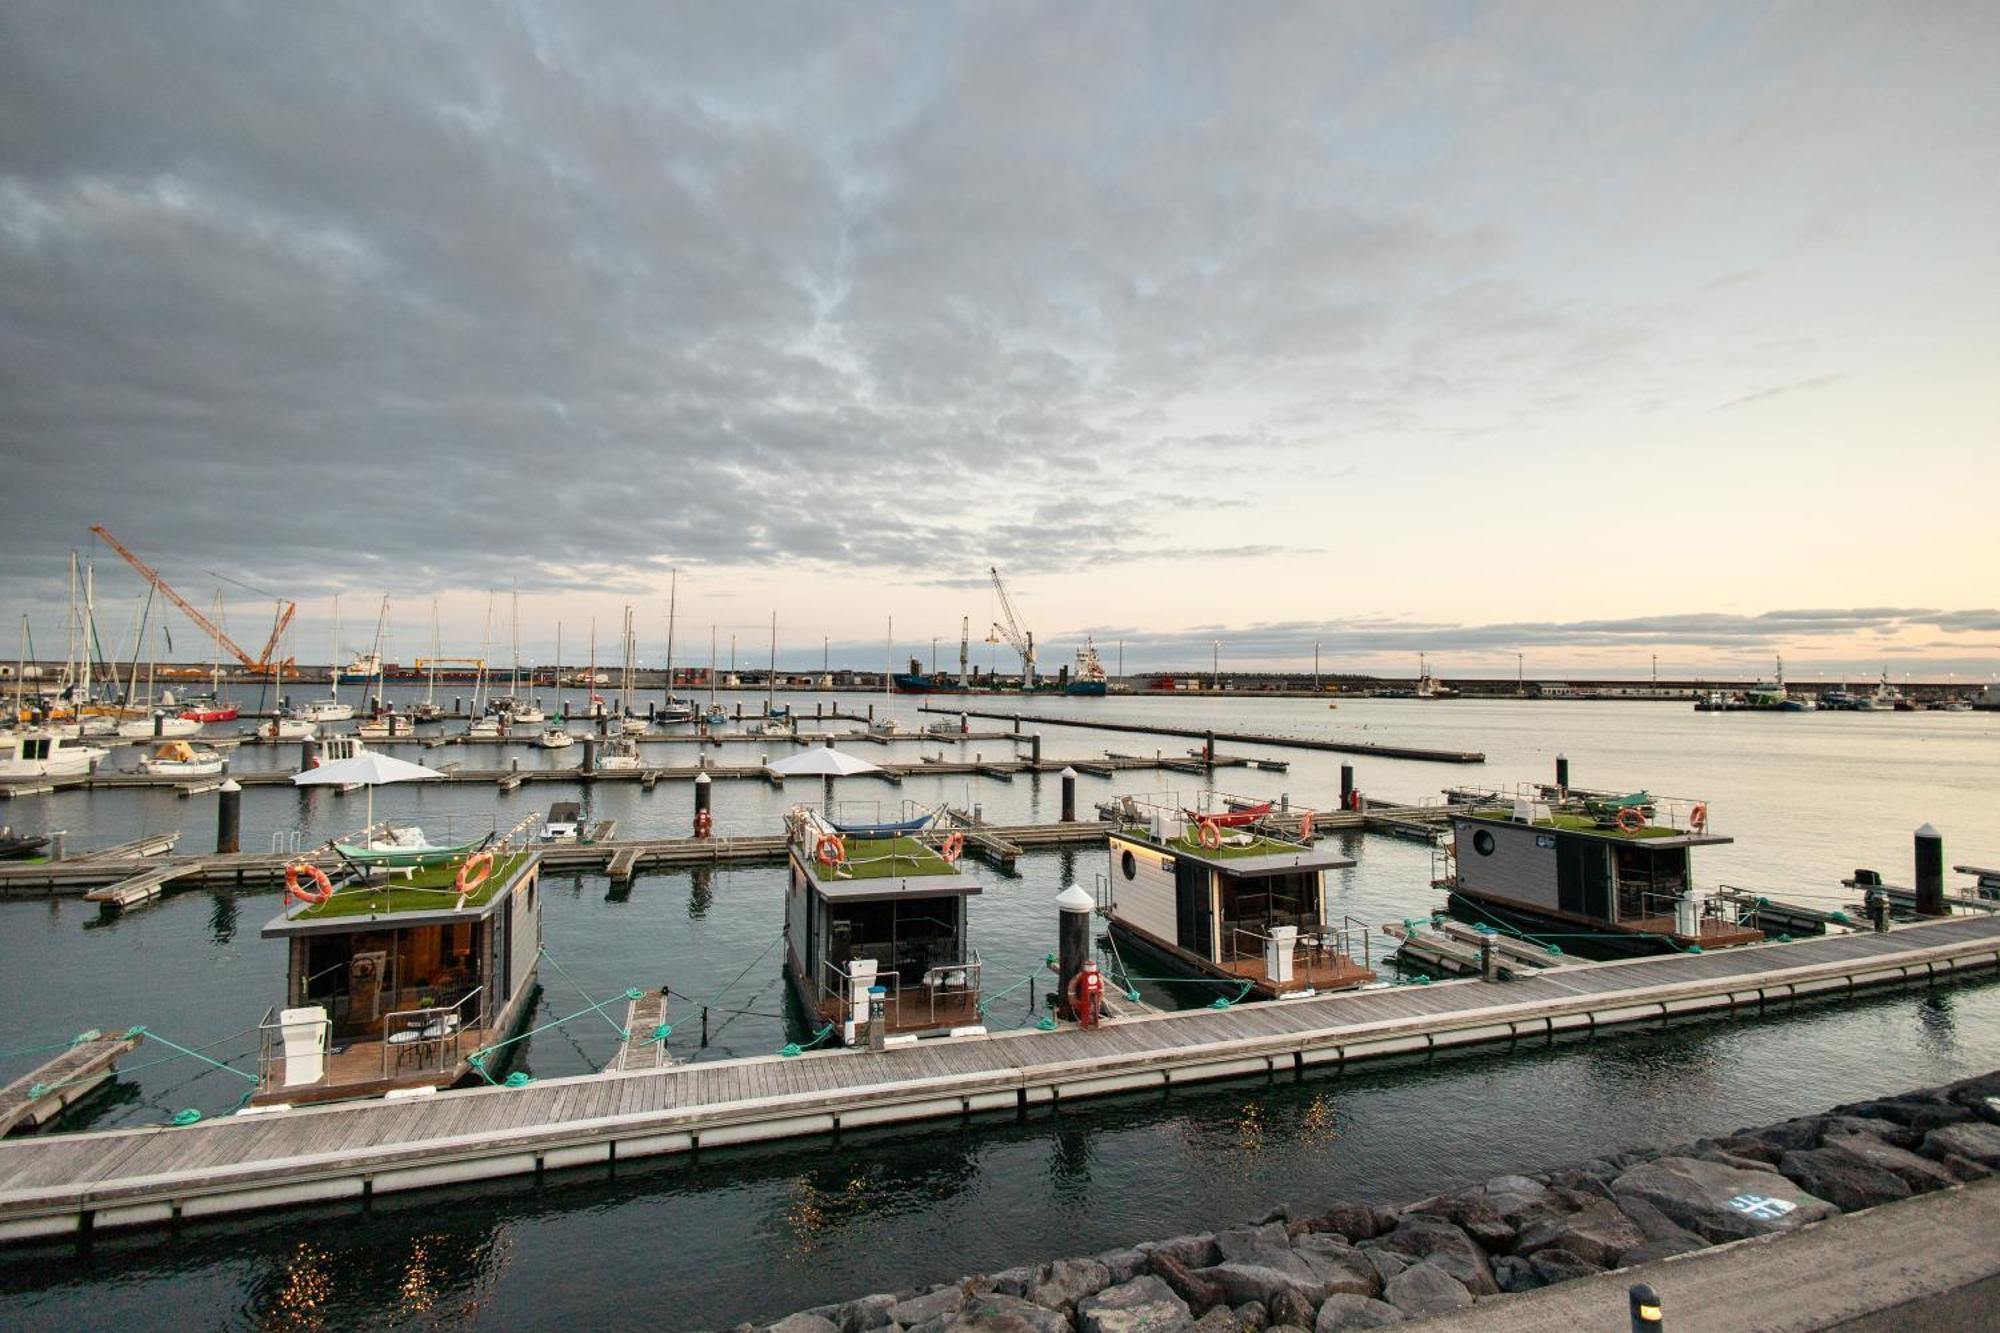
0, 1031, 144, 1136
918, 706, 1487, 764
605, 992, 674, 1074
1, 914, 1996, 1242
80, 862, 204, 910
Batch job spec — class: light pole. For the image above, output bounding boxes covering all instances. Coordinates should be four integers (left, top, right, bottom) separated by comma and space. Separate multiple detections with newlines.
1212, 640, 1220, 691
1314, 640, 1321, 692
1517, 652, 1523, 696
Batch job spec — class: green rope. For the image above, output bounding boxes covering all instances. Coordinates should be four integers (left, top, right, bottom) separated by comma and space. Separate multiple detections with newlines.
171, 1108, 201, 1126
503, 1071, 534, 1088
781, 1023, 836, 1057
974, 966, 1046, 1016
468, 988, 647, 1083
124, 1027, 259, 1084
0, 1031, 98, 1064
540, 945, 635, 1039
1209, 981, 1254, 1010
650, 1023, 673, 1043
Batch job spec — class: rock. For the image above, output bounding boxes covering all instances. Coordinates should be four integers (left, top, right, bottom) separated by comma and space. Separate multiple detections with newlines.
1404, 1193, 1515, 1250
1265, 1290, 1314, 1330
1145, 1236, 1223, 1271
1299, 1203, 1382, 1241
1231, 1301, 1270, 1331
1489, 1255, 1542, 1294
1940, 1153, 1994, 1182
1709, 1136, 1783, 1167
910, 1292, 1071, 1333
1611, 1156, 1836, 1243
1526, 1248, 1602, 1286
1838, 1098, 1971, 1134
1030, 1259, 1111, 1314
1199, 1224, 1376, 1309
1696, 1147, 1780, 1174
1369, 1216, 1497, 1295
1611, 1195, 1702, 1246
1823, 1115, 1920, 1149
1076, 1276, 1193, 1333
1354, 1247, 1408, 1288
1380, 1263, 1474, 1319
991, 1269, 1038, 1299
1617, 1235, 1709, 1266
1924, 1121, 2000, 1168
1096, 1250, 1150, 1285
834, 1294, 898, 1332
1190, 1311, 1241, 1333
1312, 1293, 1407, 1331
1750, 1119, 1825, 1152
891, 1289, 968, 1328
1509, 1200, 1643, 1269
1537, 1169, 1609, 1202
1254, 1205, 1293, 1226
1778, 1147, 1913, 1213
767, 1316, 839, 1333
1149, 1254, 1226, 1317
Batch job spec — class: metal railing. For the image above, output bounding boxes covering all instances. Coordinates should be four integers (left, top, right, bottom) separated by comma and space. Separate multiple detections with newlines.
1222, 918, 1371, 976
817, 951, 983, 1030
380, 986, 484, 1080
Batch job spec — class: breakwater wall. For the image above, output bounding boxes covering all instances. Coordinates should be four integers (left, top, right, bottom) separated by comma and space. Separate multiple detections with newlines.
731, 1068, 2000, 1332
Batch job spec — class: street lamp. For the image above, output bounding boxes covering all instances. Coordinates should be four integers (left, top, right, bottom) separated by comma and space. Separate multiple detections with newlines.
1314, 640, 1321, 692
1212, 640, 1220, 691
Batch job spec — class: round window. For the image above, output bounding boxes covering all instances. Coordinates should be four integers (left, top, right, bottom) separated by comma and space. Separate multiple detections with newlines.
1472, 829, 1496, 857
1120, 850, 1138, 880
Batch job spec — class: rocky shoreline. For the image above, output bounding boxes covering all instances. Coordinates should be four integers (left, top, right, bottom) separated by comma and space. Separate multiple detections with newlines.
725, 1068, 2000, 1332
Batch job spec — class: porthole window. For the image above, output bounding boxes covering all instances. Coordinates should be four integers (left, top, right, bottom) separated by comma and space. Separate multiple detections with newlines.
1472, 829, 1496, 857
1121, 850, 1138, 881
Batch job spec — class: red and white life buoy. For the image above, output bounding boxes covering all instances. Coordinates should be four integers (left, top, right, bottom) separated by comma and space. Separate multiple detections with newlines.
1615, 806, 1645, 833
1198, 819, 1223, 849
940, 831, 965, 863
455, 851, 494, 898
1688, 803, 1708, 833
283, 861, 334, 905
815, 833, 847, 867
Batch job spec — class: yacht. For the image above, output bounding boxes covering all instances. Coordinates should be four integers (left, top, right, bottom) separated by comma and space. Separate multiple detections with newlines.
594, 736, 642, 771
538, 723, 574, 750
356, 712, 415, 740
137, 740, 226, 777
1854, 671, 1905, 712
259, 715, 317, 741
302, 697, 356, 724
117, 711, 202, 739
0, 730, 107, 781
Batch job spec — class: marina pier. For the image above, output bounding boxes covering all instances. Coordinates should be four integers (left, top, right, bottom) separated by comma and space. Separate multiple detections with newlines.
2, 913, 1996, 1242
917, 706, 1488, 763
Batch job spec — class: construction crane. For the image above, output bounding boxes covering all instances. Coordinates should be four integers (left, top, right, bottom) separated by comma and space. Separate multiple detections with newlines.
89, 525, 297, 675
986, 566, 1035, 687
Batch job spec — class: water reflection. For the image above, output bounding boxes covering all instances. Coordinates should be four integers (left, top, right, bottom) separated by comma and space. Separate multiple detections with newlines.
688, 868, 714, 920
209, 891, 239, 944
241, 1226, 512, 1329
1915, 991, 1957, 1054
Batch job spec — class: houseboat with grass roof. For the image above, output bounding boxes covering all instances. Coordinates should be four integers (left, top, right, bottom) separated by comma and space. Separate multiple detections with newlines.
1097, 793, 1376, 999
782, 806, 984, 1046
1437, 790, 1764, 955
252, 834, 543, 1105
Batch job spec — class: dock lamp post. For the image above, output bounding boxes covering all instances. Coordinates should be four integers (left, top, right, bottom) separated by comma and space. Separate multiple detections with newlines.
1629, 1282, 1663, 1330
1314, 640, 1320, 692
1212, 640, 1220, 691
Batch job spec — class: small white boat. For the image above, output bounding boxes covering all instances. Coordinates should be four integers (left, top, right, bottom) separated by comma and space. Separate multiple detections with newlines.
745, 717, 793, 736
468, 715, 504, 738
595, 737, 642, 771
0, 730, 106, 781
302, 698, 355, 723
137, 740, 226, 777
539, 725, 574, 750
540, 801, 582, 841
356, 713, 415, 740
509, 703, 544, 724
258, 716, 316, 741
117, 712, 201, 739
620, 715, 648, 736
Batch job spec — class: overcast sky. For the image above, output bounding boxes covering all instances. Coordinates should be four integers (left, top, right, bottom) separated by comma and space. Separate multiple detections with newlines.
2, 2, 1995, 678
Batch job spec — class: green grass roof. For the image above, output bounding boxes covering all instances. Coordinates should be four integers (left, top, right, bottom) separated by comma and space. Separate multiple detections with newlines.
810, 834, 963, 881
1116, 824, 1308, 860
1466, 809, 1683, 840
292, 850, 531, 920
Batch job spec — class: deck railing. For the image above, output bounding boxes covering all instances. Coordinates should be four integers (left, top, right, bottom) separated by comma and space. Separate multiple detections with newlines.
1224, 920, 1370, 977
380, 986, 484, 1081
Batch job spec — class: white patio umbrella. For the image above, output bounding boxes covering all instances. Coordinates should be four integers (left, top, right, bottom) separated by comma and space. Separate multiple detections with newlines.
763, 748, 883, 778
291, 751, 447, 841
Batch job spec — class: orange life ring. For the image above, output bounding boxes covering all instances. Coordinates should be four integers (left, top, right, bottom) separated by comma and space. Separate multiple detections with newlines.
455, 851, 494, 897
694, 808, 714, 837
940, 831, 965, 863
1299, 810, 1315, 839
815, 833, 847, 867
1615, 806, 1645, 833
283, 861, 334, 905
1688, 803, 1708, 833
1198, 819, 1223, 849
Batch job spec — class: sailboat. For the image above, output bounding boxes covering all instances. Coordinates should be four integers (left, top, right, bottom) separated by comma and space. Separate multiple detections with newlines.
357, 598, 415, 739
745, 612, 792, 735
118, 616, 201, 738
702, 625, 728, 728
657, 568, 694, 724
500, 583, 543, 724
5, 615, 107, 778
618, 606, 647, 734
301, 595, 355, 723
409, 598, 447, 723
539, 621, 574, 749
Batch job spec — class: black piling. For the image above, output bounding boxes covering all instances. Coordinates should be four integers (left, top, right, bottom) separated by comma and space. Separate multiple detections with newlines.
300, 738, 318, 770
1915, 823, 1946, 916
215, 780, 241, 854
1060, 766, 1077, 822
693, 771, 712, 837
1056, 885, 1091, 1020
1556, 753, 1570, 793
1629, 1282, 1662, 1331
152, 711, 164, 738
1340, 764, 1355, 809
1031, 734, 1042, 768
1203, 731, 1215, 767
582, 737, 597, 775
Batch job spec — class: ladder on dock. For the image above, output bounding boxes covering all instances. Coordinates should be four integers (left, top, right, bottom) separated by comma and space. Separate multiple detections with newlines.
604, 992, 673, 1073
0, 1030, 143, 1134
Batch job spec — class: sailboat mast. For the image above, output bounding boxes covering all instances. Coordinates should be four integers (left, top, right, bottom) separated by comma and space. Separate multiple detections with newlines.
588, 618, 597, 716
427, 598, 440, 707
767, 611, 777, 715
510, 582, 521, 699
329, 594, 341, 703
554, 621, 563, 719
81, 561, 93, 709
709, 627, 717, 706
664, 568, 678, 706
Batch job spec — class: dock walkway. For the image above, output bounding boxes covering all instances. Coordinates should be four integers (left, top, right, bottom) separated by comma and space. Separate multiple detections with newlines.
917, 706, 1486, 764
1, 915, 1996, 1241
0, 1031, 144, 1136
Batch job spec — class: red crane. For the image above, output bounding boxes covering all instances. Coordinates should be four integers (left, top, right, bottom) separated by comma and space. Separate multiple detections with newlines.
89, 525, 297, 675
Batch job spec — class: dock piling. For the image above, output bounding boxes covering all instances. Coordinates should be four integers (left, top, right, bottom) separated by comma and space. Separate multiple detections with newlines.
1340, 764, 1355, 809
1480, 932, 1499, 982
1916, 824, 1946, 916
1056, 884, 1092, 1020
582, 737, 597, 775
1031, 734, 1042, 768
1060, 767, 1076, 822
693, 771, 712, 838
1556, 754, 1570, 793
1629, 1282, 1663, 1331
215, 780, 241, 854
49, 831, 64, 861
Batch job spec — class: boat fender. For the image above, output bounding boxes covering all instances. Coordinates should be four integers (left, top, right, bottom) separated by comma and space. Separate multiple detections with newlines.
455, 851, 494, 898
940, 831, 965, 863
1688, 803, 1708, 833
1198, 819, 1223, 850
815, 833, 847, 867
283, 861, 335, 905
1298, 810, 1315, 840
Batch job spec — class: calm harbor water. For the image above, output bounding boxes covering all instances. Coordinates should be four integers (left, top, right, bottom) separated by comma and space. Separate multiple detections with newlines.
1, 694, 1996, 1329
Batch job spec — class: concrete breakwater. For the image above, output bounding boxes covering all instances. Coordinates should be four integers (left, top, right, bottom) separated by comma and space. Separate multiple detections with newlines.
732, 1069, 2000, 1332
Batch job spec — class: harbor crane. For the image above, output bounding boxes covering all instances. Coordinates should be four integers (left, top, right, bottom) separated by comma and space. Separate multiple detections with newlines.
89, 525, 297, 675
985, 566, 1036, 687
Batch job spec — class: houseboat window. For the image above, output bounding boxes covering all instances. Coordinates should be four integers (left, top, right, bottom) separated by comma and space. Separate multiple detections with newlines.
1121, 850, 1137, 880
1613, 845, 1690, 922
827, 899, 962, 986
1472, 829, 1495, 856
1219, 872, 1320, 949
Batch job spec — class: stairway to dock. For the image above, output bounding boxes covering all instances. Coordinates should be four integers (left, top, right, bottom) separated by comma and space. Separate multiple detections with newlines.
1, 914, 1996, 1242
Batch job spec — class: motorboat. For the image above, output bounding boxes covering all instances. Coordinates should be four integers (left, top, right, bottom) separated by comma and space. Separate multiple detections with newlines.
137, 739, 226, 777
539, 801, 582, 842
179, 697, 240, 723
117, 711, 202, 739
356, 713, 416, 740
259, 716, 317, 741
538, 723, 574, 750
302, 697, 355, 723
620, 714, 648, 736
594, 737, 642, 771
0, 826, 50, 859
0, 730, 106, 781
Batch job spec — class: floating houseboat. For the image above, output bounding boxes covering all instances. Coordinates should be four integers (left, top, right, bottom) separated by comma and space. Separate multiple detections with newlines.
1097, 796, 1375, 998
782, 807, 984, 1044
254, 844, 543, 1105
1437, 793, 1763, 954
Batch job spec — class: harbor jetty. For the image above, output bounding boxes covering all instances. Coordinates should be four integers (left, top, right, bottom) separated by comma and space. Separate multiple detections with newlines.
917, 707, 1487, 764
0, 913, 1995, 1243
726, 1068, 2000, 1332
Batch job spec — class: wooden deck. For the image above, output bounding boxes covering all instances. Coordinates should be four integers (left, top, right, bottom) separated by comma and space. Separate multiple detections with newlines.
0, 1032, 143, 1135
3, 915, 1999, 1241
